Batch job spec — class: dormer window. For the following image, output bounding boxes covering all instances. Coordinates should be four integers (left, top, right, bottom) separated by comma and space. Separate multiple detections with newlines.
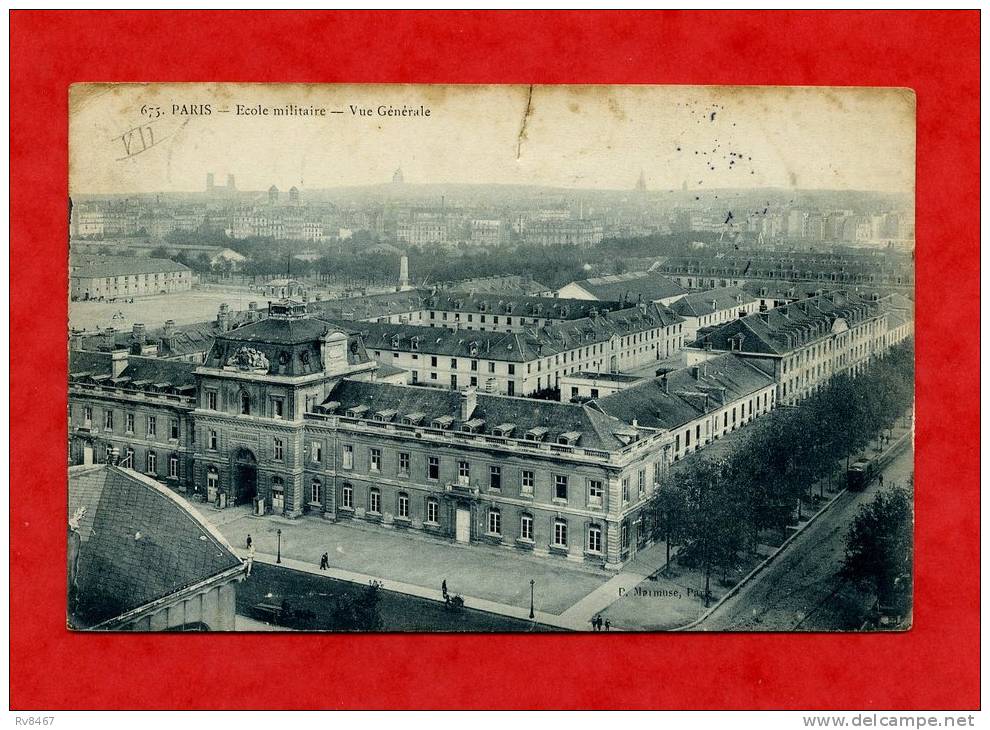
525, 427, 548, 442
346, 405, 369, 418
402, 412, 425, 426
411, 337, 420, 351
432, 415, 454, 430
557, 431, 582, 446
391, 336, 401, 348
462, 418, 486, 434
493, 423, 516, 437
375, 409, 397, 422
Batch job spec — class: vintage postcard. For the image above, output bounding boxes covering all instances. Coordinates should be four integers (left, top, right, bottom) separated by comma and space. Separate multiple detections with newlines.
66, 83, 915, 632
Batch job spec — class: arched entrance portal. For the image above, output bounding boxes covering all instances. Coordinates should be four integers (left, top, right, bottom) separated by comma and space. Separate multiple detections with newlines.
231, 448, 258, 505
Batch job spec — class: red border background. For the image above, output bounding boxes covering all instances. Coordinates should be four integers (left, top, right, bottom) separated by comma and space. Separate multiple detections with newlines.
10, 10, 980, 710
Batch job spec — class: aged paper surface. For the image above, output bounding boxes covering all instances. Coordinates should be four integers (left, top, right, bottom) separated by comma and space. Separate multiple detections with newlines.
67, 83, 915, 633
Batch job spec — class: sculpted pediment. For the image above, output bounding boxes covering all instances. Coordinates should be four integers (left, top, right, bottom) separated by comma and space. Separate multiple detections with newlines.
225, 346, 270, 371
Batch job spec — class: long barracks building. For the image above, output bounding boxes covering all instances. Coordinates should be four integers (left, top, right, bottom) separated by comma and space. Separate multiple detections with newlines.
687, 291, 895, 405
339, 299, 684, 396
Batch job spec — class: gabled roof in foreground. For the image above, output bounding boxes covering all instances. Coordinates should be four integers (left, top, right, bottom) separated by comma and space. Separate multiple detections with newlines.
68, 465, 242, 629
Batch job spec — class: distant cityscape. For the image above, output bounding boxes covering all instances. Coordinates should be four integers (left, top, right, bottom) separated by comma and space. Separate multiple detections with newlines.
70, 170, 914, 256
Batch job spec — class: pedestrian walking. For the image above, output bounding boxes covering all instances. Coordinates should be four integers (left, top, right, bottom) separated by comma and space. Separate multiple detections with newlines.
246, 543, 255, 577
590, 616, 598, 632
604, 619, 611, 632
878, 473, 884, 488
441, 579, 448, 599
320, 552, 329, 570
246, 534, 252, 550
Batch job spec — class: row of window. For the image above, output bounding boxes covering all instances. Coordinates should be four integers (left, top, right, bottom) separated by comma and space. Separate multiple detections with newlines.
335, 445, 610, 503
84, 407, 180, 440
338, 485, 610, 552
205, 390, 285, 419
111, 445, 180, 479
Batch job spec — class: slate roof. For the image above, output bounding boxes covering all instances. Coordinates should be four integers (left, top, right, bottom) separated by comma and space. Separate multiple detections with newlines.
204, 316, 371, 377
326, 302, 682, 363
69, 350, 113, 376
68, 465, 242, 629
307, 290, 429, 321
693, 292, 880, 356
591, 353, 776, 431
420, 292, 627, 320
319, 380, 637, 451
669, 287, 757, 317
69, 352, 197, 392
447, 275, 550, 296
75, 313, 259, 359
566, 271, 687, 302
70, 255, 191, 279
119, 356, 197, 388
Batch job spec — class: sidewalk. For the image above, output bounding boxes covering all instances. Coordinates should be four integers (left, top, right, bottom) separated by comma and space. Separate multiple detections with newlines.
246, 551, 585, 630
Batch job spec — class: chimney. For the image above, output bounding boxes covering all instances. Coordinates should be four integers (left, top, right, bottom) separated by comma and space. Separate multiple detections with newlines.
111, 349, 128, 378
109, 446, 121, 466
460, 387, 477, 421
102, 327, 117, 352
691, 365, 701, 380
759, 311, 771, 325
163, 319, 175, 337
217, 303, 232, 332
132, 322, 146, 343
660, 373, 669, 394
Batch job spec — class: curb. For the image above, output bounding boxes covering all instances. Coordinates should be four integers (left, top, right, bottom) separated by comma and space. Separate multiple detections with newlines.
245, 551, 581, 631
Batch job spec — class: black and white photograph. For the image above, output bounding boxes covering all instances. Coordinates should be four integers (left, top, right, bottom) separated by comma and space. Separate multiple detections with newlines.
66, 83, 915, 633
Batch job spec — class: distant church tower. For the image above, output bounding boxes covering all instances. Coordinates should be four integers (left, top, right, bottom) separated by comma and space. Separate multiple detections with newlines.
268, 185, 279, 205
635, 170, 647, 192
288, 186, 300, 205
392, 167, 405, 184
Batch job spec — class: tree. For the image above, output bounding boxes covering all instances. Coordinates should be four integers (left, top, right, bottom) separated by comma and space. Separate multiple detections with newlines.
648, 481, 690, 572
680, 458, 746, 603
840, 487, 913, 612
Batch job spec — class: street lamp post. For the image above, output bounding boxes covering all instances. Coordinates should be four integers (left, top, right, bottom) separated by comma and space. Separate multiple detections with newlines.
529, 579, 535, 619
276, 528, 282, 564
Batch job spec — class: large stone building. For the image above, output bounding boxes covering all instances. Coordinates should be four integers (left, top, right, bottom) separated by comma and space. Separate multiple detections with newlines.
69, 300, 675, 569
70, 255, 193, 300
657, 252, 914, 292
345, 299, 684, 396
688, 292, 892, 405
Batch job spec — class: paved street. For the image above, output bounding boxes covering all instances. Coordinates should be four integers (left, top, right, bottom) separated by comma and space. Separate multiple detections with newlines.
695, 440, 914, 631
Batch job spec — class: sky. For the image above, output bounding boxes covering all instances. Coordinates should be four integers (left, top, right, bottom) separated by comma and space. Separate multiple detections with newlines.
69, 83, 916, 196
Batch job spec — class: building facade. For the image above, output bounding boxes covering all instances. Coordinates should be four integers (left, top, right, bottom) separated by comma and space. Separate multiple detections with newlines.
70, 255, 193, 300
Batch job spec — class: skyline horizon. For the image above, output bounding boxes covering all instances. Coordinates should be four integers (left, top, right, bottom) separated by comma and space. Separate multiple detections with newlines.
70, 179, 915, 199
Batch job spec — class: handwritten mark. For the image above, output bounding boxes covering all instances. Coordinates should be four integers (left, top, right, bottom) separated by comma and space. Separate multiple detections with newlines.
115, 122, 165, 161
